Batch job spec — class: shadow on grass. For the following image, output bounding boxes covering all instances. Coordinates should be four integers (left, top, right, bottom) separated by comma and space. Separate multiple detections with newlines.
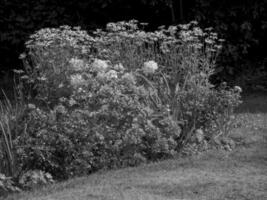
235, 92, 267, 114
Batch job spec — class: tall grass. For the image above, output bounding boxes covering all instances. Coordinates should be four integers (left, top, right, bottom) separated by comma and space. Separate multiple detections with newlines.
0, 85, 26, 177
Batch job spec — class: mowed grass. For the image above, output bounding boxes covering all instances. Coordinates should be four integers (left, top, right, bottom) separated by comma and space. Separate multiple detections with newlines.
3, 93, 267, 200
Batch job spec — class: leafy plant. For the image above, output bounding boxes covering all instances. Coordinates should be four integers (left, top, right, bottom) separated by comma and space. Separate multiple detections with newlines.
0, 89, 26, 177
15, 20, 241, 181
0, 173, 21, 196
18, 170, 54, 189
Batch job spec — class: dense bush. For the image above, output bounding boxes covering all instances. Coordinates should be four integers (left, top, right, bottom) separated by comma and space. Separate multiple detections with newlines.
18, 55, 181, 179
1, 21, 241, 186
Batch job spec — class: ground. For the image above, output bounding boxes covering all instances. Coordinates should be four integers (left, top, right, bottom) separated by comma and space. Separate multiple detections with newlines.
3, 92, 267, 200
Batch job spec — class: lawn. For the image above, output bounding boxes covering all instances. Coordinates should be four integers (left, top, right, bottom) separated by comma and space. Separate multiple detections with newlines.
3, 93, 267, 200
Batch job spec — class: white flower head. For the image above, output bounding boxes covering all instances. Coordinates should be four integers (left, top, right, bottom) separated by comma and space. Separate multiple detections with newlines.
234, 86, 242, 93
106, 70, 118, 79
69, 58, 88, 71
28, 103, 36, 109
54, 104, 67, 114
68, 98, 77, 106
180, 30, 194, 42
195, 129, 204, 143
205, 38, 214, 45
178, 24, 190, 30
114, 63, 124, 71
143, 60, 158, 74
193, 27, 204, 36
58, 83, 64, 88
122, 72, 136, 83
92, 58, 109, 72
19, 53, 26, 59
70, 74, 86, 86
190, 20, 198, 25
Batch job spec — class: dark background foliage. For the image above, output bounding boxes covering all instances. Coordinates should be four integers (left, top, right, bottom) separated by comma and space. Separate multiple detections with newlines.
0, 0, 266, 86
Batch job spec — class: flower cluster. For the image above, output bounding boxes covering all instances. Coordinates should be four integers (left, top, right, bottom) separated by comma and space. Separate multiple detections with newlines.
143, 60, 158, 74
70, 74, 86, 87
26, 25, 94, 50
69, 58, 89, 71
106, 20, 139, 32
234, 86, 242, 93
91, 58, 109, 72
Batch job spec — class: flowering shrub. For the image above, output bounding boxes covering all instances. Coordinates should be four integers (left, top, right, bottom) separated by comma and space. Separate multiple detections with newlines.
20, 25, 95, 106
204, 83, 242, 139
143, 60, 158, 74
14, 20, 241, 180
15, 61, 180, 178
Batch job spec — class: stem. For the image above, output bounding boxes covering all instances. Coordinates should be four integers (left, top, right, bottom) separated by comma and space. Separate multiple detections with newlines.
179, 0, 184, 22
168, 0, 176, 23
0, 121, 14, 176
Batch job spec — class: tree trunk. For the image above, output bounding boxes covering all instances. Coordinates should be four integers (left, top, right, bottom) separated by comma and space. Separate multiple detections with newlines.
167, 0, 176, 23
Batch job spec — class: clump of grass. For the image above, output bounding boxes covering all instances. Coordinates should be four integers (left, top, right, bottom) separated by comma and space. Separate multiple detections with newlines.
0, 87, 26, 177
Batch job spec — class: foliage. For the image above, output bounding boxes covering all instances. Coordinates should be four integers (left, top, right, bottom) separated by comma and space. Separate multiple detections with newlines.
0, 90, 26, 177
192, 0, 267, 82
18, 170, 54, 189
4, 20, 242, 182
90, 20, 240, 147
16, 59, 180, 178
0, 173, 21, 196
